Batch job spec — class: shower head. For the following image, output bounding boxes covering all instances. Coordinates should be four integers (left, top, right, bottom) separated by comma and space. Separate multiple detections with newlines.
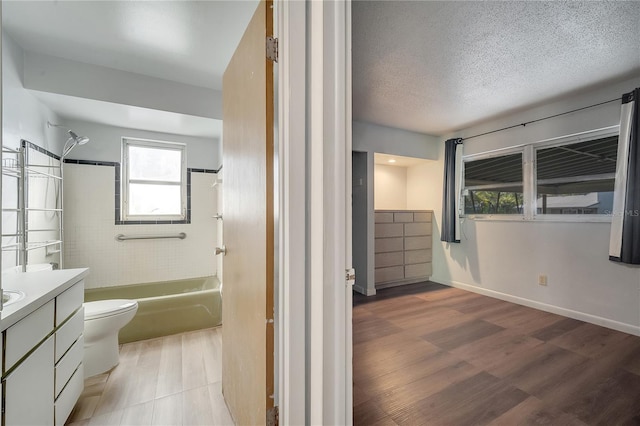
48, 122, 90, 159
61, 136, 89, 159
68, 130, 90, 145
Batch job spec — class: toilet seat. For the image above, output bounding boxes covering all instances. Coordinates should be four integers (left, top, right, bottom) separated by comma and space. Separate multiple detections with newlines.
84, 300, 138, 320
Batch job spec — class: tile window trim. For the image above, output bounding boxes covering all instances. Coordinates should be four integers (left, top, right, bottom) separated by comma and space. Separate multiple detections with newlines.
63, 160, 217, 225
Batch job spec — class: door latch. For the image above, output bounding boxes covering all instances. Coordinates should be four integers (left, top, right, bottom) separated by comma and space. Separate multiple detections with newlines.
346, 268, 356, 286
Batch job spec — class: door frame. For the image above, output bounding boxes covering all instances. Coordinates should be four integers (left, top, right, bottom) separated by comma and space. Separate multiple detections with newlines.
276, 0, 353, 424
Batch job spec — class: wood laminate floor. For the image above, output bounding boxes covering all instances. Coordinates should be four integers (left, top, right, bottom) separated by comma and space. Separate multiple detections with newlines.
353, 282, 640, 426
66, 327, 233, 426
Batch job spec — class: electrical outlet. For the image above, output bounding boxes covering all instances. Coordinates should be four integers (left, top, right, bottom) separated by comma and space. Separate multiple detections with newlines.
538, 275, 548, 286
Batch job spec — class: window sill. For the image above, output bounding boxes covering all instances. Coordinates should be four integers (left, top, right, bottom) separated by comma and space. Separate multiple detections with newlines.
115, 218, 190, 225
461, 215, 612, 223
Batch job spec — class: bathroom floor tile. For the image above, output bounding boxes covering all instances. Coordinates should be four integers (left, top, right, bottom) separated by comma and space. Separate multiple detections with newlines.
66, 327, 229, 426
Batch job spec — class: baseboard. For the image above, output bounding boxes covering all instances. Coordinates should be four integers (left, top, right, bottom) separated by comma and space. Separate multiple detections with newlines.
376, 276, 429, 290
353, 284, 376, 296
430, 278, 640, 337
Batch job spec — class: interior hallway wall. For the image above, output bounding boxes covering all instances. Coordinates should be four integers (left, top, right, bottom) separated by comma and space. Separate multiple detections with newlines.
422, 75, 640, 335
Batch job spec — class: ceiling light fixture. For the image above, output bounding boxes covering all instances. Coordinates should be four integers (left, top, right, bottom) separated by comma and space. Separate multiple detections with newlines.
388, 159, 396, 163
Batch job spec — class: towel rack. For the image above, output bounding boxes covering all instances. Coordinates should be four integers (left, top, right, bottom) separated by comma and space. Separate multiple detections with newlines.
115, 232, 186, 242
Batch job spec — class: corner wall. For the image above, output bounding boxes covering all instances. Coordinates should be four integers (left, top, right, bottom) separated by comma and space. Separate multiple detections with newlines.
422, 76, 640, 335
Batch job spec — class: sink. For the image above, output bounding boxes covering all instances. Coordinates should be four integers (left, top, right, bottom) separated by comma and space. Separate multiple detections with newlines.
2, 290, 25, 307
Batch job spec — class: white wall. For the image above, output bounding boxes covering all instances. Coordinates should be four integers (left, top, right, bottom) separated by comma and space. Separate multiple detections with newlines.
64, 164, 217, 288
2, 34, 64, 271
58, 119, 220, 170
406, 161, 437, 211
423, 75, 640, 335
24, 51, 222, 120
353, 120, 439, 159
374, 164, 407, 210
2, 34, 63, 153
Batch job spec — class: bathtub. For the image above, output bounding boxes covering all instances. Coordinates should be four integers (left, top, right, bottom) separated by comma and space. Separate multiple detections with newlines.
84, 276, 221, 344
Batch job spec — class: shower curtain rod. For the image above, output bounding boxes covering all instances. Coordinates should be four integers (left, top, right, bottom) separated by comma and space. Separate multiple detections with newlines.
461, 97, 621, 142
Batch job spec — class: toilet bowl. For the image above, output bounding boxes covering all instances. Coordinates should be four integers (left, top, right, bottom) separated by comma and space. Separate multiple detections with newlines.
83, 299, 138, 378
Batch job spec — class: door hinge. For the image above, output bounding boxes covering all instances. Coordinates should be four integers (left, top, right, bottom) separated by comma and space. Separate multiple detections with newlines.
266, 406, 279, 426
346, 268, 356, 286
266, 36, 278, 62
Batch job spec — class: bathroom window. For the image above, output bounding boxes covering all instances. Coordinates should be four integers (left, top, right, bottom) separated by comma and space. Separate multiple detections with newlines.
121, 138, 187, 221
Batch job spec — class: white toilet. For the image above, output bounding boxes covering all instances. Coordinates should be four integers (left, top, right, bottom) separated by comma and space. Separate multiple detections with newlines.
83, 299, 138, 378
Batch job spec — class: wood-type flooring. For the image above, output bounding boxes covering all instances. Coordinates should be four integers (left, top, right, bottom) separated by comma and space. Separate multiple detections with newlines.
353, 282, 640, 426
66, 327, 233, 426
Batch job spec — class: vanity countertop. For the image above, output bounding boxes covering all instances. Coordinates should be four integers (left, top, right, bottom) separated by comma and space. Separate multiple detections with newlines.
0, 268, 89, 331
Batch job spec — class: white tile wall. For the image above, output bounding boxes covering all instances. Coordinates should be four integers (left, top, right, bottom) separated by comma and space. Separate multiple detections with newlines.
63, 164, 217, 289
26, 149, 62, 267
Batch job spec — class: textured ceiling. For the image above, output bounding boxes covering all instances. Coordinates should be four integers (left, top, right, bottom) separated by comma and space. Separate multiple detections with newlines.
3, 0, 258, 90
353, 1, 640, 136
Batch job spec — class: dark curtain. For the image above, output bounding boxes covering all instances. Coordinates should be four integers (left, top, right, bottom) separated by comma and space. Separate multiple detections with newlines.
441, 138, 463, 243
610, 88, 640, 264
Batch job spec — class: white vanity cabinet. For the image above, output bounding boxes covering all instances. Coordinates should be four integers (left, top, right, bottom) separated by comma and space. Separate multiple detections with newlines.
4, 335, 55, 425
53, 282, 85, 426
1, 276, 85, 426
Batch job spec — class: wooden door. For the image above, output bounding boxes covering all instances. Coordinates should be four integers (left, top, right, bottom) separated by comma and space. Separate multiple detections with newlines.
221, 1, 274, 424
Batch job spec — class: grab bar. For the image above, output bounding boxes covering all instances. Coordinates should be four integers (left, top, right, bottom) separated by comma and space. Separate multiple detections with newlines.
115, 232, 186, 242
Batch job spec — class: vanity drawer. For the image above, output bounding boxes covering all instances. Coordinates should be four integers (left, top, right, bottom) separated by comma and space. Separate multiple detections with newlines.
55, 335, 83, 398
4, 334, 55, 426
56, 280, 84, 326
55, 363, 84, 426
55, 307, 84, 362
5, 300, 55, 372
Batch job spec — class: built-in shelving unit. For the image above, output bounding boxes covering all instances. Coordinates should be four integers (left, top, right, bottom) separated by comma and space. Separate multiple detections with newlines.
374, 210, 433, 289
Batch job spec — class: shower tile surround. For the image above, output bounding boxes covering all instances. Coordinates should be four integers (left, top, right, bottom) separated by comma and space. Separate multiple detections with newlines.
63, 162, 218, 289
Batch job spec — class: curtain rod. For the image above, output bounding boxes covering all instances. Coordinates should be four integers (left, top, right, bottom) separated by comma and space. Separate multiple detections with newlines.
462, 97, 621, 142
